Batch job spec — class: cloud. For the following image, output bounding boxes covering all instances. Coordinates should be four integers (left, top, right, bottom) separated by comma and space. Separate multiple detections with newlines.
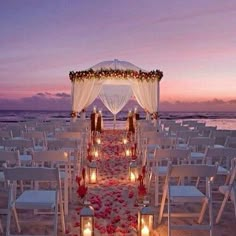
228, 99, 236, 104
55, 92, 70, 98
0, 92, 71, 111
159, 98, 236, 112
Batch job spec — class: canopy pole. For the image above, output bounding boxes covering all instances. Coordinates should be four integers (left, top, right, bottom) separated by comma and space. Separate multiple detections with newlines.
113, 114, 116, 129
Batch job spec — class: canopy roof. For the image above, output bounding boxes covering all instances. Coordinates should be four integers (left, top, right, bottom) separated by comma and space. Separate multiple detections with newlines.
69, 59, 163, 83
90, 59, 144, 71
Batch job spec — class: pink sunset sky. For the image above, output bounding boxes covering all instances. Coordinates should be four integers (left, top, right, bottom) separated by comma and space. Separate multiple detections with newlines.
0, 0, 236, 111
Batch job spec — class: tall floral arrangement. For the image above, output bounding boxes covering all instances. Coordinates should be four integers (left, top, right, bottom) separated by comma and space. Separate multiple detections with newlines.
76, 168, 88, 200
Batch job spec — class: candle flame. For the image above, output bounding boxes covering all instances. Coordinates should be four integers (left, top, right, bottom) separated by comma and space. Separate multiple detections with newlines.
130, 172, 136, 182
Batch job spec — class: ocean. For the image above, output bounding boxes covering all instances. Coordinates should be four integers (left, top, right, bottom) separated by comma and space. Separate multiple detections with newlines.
0, 110, 236, 130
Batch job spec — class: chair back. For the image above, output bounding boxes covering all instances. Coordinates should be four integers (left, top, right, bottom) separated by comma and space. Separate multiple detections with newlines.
33, 150, 69, 167
3, 166, 60, 182
168, 163, 217, 178
2, 139, 34, 154
0, 150, 20, 166
204, 147, 224, 165
227, 158, 236, 184
188, 136, 215, 152
225, 137, 236, 148
55, 131, 82, 140
23, 131, 47, 144
0, 130, 13, 140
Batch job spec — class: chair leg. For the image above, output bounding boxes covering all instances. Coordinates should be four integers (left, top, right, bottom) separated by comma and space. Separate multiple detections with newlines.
60, 200, 65, 233
64, 178, 69, 216
232, 189, 236, 218
147, 172, 152, 193
158, 184, 167, 224
209, 197, 213, 236
216, 192, 230, 224
12, 207, 21, 233
198, 198, 208, 224
168, 189, 171, 236
54, 204, 58, 236
154, 175, 159, 206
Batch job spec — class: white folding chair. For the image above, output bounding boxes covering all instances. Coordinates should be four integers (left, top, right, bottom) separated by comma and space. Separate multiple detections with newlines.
211, 129, 232, 148
216, 158, 236, 224
0, 150, 20, 184
158, 163, 217, 236
144, 136, 176, 167
204, 147, 230, 179
2, 139, 34, 155
32, 150, 71, 215
3, 166, 65, 236
0, 130, 13, 140
5, 124, 25, 138
175, 130, 199, 149
55, 131, 87, 160
197, 126, 217, 138
168, 123, 189, 137
148, 148, 190, 206
23, 131, 47, 151
225, 136, 236, 148
188, 136, 215, 164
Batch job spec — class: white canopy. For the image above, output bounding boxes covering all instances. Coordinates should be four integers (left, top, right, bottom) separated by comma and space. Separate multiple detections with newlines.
69, 59, 163, 123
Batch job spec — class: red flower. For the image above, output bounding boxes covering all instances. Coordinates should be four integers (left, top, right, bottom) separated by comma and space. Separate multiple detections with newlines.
75, 176, 82, 186
87, 154, 92, 162
77, 184, 87, 198
75, 174, 87, 198
137, 174, 147, 197
138, 184, 147, 197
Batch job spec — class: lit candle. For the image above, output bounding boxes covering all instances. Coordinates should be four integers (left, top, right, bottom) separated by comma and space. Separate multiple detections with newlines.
130, 172, 136, 182
96, 138, 101, 144
94, 150, 99, 158
126, 149, 130, 157
141, 225, 149, 236
123, 138, 128, 144
83, 227, 92, 236
91, 171, 96, 183
83, 222, 92, 236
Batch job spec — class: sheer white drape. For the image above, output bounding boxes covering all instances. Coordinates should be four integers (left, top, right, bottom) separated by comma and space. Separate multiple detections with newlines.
71, 78, 159, 126
131, 80, 157, 113
71, 79, 103, 113
99, 85, 132, 127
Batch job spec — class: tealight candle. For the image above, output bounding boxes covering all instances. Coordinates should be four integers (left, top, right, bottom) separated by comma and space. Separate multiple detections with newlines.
94, 150, 99, 158
90, 171, 96, 183
96, 138, 101, 145
130, 172, 136, 182
141, 225, 149, 236
123, 138, 128, 144
83, 228, 92, 236
126, 149, 131, 157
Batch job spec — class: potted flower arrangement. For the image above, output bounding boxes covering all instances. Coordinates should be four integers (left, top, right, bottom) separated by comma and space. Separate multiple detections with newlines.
76, 168, 88, 204
137, 174, 147, 204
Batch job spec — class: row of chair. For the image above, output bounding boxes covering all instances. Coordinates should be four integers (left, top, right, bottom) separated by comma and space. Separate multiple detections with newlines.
136, 120, 236, 236
0, 122, 91, 235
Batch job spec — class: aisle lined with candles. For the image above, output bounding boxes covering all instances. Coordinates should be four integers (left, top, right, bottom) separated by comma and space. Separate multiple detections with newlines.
68, 129, 150, 235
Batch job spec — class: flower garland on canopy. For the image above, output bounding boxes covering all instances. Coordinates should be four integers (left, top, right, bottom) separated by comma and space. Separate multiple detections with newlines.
69, 68, 163, 82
